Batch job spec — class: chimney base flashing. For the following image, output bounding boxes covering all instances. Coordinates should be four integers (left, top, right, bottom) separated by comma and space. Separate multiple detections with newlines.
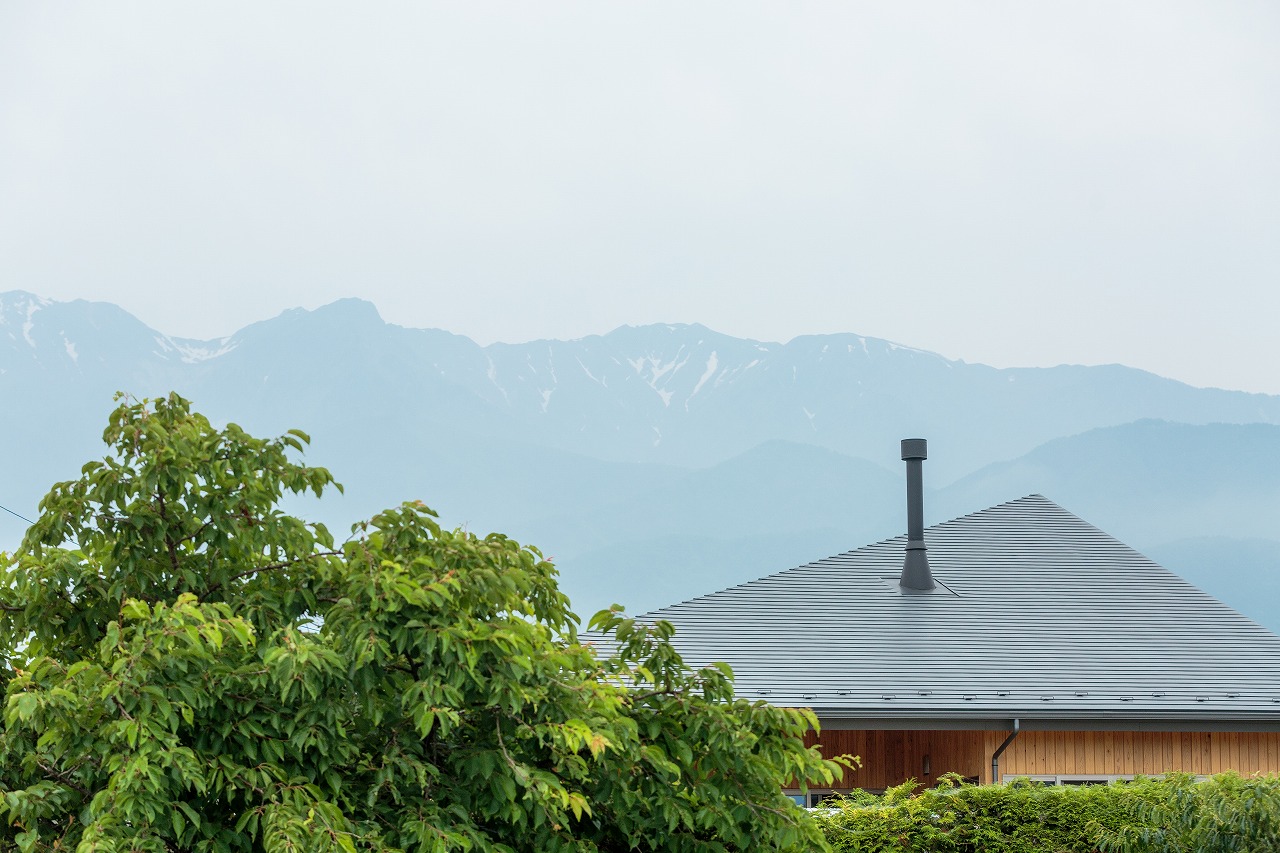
879, 576, 959, 597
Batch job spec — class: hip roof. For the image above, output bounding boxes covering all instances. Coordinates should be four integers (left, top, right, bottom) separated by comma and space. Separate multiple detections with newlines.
616, 495, 1280, 728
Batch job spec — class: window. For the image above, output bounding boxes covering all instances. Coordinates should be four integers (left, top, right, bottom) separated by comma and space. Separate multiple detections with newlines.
1003, 774, 1135, 785
782, 789, 880, 807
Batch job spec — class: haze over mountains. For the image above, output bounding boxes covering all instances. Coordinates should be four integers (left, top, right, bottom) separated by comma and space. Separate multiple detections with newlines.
4, 290, 1279, 630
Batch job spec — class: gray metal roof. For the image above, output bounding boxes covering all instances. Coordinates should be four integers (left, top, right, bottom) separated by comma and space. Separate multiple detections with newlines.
614, 495, 1280, 729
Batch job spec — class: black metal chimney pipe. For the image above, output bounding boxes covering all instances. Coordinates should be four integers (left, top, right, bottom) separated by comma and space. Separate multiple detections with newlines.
899, 438, 935, 591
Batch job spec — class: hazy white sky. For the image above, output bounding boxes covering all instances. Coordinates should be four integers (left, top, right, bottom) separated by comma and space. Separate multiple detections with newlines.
2, 2, 1278, 392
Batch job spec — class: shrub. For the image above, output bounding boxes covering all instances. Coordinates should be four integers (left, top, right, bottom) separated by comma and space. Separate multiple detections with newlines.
1095, 772, 1280, 853
815, 774, 1167, 853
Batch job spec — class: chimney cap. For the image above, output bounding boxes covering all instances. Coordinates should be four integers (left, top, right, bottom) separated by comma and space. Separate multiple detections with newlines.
901, 438, 927, 460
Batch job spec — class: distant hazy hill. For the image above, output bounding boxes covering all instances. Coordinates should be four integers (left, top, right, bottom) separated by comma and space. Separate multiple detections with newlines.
530, 441, 906, 615
934, 420, 1280, 547
1146, 538, 1280, 635
553, 423, 1280, 619
4, 291, 1279, 628
924, 420, 1280, 632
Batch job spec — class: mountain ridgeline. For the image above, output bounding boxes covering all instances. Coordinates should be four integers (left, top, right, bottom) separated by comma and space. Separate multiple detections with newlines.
4, 290, 1279, 628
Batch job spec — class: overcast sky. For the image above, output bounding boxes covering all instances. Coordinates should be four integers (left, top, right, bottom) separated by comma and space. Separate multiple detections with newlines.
2, 2, 1278, 392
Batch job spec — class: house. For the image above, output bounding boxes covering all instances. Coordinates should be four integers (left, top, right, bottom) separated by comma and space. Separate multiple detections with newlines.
629, 439, 1280, 798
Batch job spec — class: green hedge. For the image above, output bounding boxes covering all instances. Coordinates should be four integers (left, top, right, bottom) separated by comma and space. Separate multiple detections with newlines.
811, 773, 1280, 853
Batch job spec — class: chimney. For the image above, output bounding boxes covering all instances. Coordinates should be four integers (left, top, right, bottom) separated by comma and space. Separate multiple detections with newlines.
899, 438, 934, 590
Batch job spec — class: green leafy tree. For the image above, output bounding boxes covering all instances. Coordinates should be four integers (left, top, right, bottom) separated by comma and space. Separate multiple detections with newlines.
0, 393, 845, 853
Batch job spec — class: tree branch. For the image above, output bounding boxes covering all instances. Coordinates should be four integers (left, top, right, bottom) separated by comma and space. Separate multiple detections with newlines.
37, 760, 90, 799
198, 551, 341, 601
234, 551, 341, 583
177, 519, 214, 547
155, 491, 181, 573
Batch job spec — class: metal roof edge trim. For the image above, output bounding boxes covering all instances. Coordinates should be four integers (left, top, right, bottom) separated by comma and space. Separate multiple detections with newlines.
816, 716, 1280, 733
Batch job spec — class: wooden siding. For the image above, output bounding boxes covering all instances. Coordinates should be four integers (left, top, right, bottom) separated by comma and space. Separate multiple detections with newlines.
986, 730, 1280, 783
803, 729, 987, 790
806, 729, 1280, 789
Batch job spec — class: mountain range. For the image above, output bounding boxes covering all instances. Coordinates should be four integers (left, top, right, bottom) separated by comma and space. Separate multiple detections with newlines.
3, 290, 1279, 629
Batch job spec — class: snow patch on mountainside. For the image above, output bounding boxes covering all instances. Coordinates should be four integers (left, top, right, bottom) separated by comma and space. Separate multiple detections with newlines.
629, 355, 681, 384
576, 356, 603, 386
630, 352, 689, 407
485, 357, 508, 402
173, 339, 237, 363
22, 301, 41, 346
0, 293, 50, 346
886, 340, 942, 359
544, 346, 558, 386
688, 351, 719, 405
64, 337, 78, 362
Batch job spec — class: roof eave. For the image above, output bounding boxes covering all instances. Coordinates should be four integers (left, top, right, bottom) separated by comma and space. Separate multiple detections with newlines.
813, 711, 1280, 733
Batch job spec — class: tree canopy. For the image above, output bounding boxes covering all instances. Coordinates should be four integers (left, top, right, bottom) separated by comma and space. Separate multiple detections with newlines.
0, 393, 846, 853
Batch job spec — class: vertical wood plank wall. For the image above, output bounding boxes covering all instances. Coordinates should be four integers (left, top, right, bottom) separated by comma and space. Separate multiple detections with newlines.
803, 729, 987, 789
986, 730, 1280, 782
806, 729, 1280, 789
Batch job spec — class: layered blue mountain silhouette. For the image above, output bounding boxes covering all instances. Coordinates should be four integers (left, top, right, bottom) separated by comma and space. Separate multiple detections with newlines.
4, 291, 1278, 628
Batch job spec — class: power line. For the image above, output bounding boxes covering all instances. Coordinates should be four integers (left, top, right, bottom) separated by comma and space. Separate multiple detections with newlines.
0, 503, 34, 525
